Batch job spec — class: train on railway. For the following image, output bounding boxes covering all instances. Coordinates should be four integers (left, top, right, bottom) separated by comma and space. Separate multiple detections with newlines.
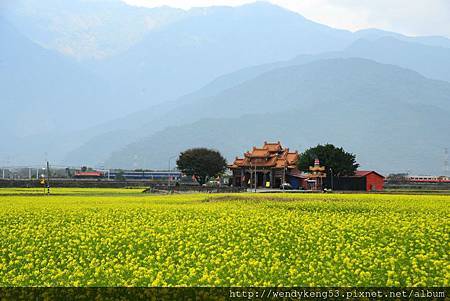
74, 170, 182, 181
407, 175, 450, 183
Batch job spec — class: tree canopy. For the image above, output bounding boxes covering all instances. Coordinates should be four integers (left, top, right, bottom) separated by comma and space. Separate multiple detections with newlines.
176, 148, 227, 185
298, 144, 359, 176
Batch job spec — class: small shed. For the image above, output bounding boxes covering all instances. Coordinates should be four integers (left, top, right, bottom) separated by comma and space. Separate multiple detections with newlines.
325, 170, 385, 191
354, 171, 385, 191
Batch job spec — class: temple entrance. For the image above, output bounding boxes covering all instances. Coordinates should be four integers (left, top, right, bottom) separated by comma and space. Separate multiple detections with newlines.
265, 173, 271, 188
244, 172, 273, 188
244, 172, 251, 187
253, 172, 273, 188
256, 173, 264, 187
306, 180, 316, 190
274, 177, 282, 188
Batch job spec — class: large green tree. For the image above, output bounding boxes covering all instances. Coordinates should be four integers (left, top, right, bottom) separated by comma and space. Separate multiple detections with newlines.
176, 148, 227, 185
298, 144, 359, 176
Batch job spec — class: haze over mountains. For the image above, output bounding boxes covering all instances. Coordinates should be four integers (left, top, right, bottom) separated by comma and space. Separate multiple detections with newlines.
1, 0, 449, 174
2, 0, 186, 60
103, 58, 450, 173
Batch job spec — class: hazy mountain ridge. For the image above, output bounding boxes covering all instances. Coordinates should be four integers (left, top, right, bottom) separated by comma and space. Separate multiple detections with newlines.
103, 58, 450, 173
0, 18, 119, 136
67, 34, 450, 164
2, 0, 187, 59
88, 2, 355, 108
106, 95, 449, 174
4, 1, 450, 114
353, 28, 450, 49
65, 49, 450, 170
2, 1, 450, 173
343, 37, 450, 83
5, 1, 450, 62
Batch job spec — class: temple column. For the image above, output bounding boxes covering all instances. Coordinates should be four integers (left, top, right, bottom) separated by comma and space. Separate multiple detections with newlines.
270, 169, 274, 188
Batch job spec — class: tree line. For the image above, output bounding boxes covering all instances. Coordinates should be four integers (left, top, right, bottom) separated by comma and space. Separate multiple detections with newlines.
176, 144, 358, 185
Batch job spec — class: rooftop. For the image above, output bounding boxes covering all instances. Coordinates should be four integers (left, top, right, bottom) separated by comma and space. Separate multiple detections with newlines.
230, 141, 300, 169
353, 170, 385, 178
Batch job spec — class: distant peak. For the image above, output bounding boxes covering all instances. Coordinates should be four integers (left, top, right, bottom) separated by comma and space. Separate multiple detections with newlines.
240, 1, 304, 15
242, 1, 282, 8
185, 1, 305, 20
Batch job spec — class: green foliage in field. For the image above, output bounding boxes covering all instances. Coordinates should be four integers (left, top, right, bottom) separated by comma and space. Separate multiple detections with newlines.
0, 189, 448, 287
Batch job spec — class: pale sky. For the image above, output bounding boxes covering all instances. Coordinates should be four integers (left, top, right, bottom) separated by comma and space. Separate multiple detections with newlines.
122, 0, 450, 38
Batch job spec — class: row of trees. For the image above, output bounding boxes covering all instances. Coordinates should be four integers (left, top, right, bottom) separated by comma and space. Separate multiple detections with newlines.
176, 144, 359, 185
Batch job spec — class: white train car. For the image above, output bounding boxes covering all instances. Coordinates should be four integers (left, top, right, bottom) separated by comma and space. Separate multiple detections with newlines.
407, 175, 450, 183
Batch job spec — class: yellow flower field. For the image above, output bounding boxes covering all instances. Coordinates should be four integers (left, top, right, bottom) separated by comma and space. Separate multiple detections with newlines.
0, 188, 448, 287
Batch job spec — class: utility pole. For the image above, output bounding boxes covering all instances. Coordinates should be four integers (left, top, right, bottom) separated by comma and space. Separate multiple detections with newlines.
46, 161, 51, 194
330, 167, 334, 190
254, 163, 257, 193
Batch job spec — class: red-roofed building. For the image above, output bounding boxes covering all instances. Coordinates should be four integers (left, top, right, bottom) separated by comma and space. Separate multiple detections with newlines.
328, 170, 385, 191
229, 141, 302, 189
354, 170, 385, 191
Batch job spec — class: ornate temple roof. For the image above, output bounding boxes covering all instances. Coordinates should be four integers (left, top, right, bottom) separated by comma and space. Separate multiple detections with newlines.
230, 141, 300, 169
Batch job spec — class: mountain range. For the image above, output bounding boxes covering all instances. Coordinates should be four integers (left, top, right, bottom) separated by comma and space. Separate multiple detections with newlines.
1, 1, 449, 174
103, 58, 450, 174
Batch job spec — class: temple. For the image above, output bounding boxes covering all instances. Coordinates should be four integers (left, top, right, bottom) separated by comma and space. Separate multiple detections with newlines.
305, 158, 327, 190
229, 141, 303, 189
